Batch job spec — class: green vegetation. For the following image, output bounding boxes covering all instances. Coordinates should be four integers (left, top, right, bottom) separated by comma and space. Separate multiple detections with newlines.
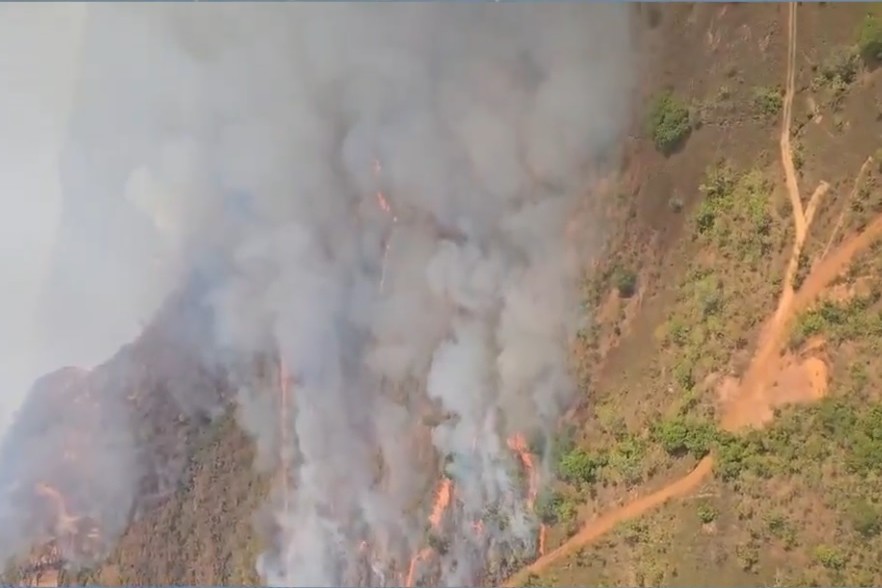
696, 502, 718, 524
766, 513, 799, 550
791, 294, 882, 349
848, 498, 881, 538
558, 448, 607, 485
814, 46, 861, 109
535, 488, 578, 527
695, 164, 776, 264
613, 267, 638, 298
752, 86, 783, 118
857, 13, 882, 62
654, 417, 716, 458
646, 92, 691, 154
814, 544, 847, 571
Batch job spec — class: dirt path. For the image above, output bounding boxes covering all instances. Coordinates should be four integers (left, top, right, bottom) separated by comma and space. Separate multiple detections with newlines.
780, 2, 804, 239
821, 156, 875, 259
506, 458, 714, 584
505, 209, 882, 588
503, 7, 881, 584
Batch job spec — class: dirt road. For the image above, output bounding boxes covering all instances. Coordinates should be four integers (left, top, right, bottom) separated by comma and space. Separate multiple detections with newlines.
504, 5, 882, 584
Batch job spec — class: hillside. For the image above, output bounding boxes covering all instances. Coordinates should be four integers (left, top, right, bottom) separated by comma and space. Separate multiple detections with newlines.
5, 3, 882, 587
513, 3, 882, 587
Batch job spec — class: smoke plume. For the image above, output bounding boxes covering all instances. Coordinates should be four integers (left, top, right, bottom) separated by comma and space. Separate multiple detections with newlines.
0, 3, 633, 585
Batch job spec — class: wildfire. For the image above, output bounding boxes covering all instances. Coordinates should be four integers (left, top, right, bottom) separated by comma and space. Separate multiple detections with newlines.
404, 547, 432, 588
402, 475, 454, 587
506, 433, 538, 508
428, 477, 453, 530
372, 159, 398, 294
471, 518, 485, 537
507, 433, 548, 557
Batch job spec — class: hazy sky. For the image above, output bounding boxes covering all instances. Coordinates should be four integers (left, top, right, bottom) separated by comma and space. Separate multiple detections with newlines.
0, 5, 86, 432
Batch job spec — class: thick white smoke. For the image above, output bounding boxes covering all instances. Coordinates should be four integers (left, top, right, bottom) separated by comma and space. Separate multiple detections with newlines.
0, 3, 633, 585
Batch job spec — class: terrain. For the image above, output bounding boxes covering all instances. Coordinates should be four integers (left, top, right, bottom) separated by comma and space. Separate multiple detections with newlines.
6, 3, 882, 587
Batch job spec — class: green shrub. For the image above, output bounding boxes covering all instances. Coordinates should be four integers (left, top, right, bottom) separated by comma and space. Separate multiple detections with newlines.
697, 502, 718, 524
534, 489, 578, 526
714, 431, 763, 481
767, 513, 799, 550
817, 46, 861, 86
534, 489, 563, 524
607, 436, 648, 485
655, 418, 716, 458
614, 268, 638, 298
848, 498, 881, 538
646, 92, 691, 154
814, 544, 846, 570
752, 86, 783, 117
857, 14, 882, 62
558, 448, 607, 485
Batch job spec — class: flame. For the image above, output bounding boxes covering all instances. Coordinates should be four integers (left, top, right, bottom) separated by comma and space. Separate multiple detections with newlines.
508, 433, 548, 558
376, 190, 393, 215
405, 547, 432, 588
372, 158, 399, 294
471, 519, 485, 537
507, 433, 539, 508
428, 477, 453, 530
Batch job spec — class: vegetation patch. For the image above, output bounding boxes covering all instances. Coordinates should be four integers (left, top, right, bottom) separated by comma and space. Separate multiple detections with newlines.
751, 86, 783, 118
857, 13, 882, 63
646, 92, 692, 154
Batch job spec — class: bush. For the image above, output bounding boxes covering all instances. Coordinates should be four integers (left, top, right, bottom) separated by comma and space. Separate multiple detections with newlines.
534, 489, 562, 524
857, 14, 882, 62
655, 418, 716, 458
814, 544, 846, 570
558, 448, 607, 485
697, 502, 718, 524
752, 86, 783, 117
848, 498, 881, 538
646, 92, 691, 154
817, 46, 860, 86
614, 268, 638, 298
714, 431, 763, 481
608, 436, 649, 485
534, 489, 578, 526
767, 513, 799, 550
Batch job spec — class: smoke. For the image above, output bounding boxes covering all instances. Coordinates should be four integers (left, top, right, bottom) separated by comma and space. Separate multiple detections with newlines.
0, 3, 633, 585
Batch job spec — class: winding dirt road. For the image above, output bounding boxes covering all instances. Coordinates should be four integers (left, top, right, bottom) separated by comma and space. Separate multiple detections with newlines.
505, 5, 882, 585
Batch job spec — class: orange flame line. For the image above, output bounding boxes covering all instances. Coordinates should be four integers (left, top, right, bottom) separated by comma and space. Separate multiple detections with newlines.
507, 433, 539, 508
405, 547, 432, 587
373, 159, 398, 294
428, 478, 452, 530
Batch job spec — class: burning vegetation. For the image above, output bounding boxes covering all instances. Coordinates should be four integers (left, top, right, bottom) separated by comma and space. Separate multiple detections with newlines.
1, 4, 631, 586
